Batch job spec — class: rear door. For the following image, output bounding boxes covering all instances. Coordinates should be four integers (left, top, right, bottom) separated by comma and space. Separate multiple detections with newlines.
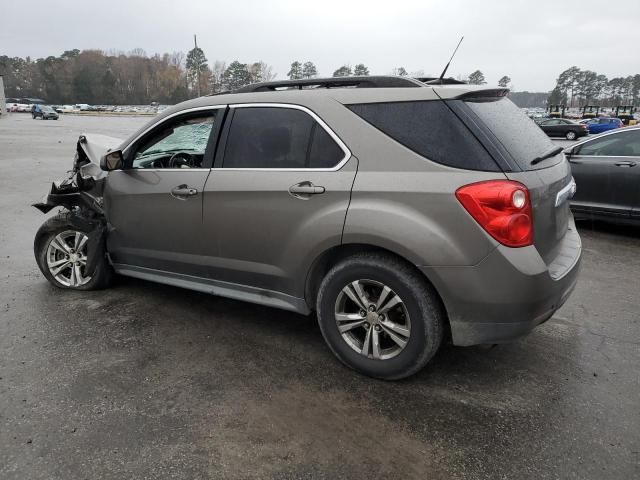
201, 104, 356, 297
541, 119, 561, 136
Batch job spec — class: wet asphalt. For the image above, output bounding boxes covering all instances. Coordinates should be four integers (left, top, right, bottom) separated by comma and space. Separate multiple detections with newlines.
0, 113, 638, 479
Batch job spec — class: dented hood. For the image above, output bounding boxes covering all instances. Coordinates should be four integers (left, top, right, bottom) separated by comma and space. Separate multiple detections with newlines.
78, 133, 123, 164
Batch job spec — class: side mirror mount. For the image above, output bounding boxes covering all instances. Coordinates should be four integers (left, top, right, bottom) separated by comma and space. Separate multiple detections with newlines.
100, 150, 124, 171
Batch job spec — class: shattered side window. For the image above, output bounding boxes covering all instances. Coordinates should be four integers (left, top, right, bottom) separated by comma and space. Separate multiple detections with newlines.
132, 113, 216, 168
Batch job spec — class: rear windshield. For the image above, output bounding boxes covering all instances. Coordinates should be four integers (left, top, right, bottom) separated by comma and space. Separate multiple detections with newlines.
347, 100, 500, 171
460, 97, 558, 171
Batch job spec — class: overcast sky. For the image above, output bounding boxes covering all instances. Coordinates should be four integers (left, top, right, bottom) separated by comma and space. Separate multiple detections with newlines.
2, 0, 639, 91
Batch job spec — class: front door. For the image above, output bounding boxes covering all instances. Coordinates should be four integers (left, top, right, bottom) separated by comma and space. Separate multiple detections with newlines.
202, 104, 357, 298
104, 107, 224, 276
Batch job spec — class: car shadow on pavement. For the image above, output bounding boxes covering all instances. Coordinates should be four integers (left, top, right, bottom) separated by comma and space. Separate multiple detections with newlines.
575, 218, 640, 239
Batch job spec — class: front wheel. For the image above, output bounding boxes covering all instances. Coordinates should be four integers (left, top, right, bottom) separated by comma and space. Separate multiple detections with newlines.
34, 212, 113, 290
316, 253, 444, 380
566, 131, 577, 140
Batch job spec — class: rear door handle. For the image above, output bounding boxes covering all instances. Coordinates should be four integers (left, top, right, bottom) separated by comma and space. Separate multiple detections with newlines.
289, 181, 325, 198
614, 161, 636, 167
171, 184, 198, 198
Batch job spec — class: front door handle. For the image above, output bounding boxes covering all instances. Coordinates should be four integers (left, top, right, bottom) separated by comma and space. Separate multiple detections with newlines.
614, 161, 637, 167
171, 184, 198, 198
289, 181, 325, 199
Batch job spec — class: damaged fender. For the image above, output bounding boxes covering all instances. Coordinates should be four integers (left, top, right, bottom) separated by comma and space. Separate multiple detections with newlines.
32, 133, 123, 276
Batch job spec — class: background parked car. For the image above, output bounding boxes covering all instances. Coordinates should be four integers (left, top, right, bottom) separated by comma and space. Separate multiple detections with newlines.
566, 126, 640, 224
586, 117, 623, 134
32, 105, 59, 120
538, 118, 588, 140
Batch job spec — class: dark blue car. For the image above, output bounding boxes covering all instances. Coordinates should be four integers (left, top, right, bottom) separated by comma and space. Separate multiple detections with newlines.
586, 117, 623, 134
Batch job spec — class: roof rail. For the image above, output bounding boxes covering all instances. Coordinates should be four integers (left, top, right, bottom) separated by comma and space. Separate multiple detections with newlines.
415, 77, 467, 85
233, 75, 424, 93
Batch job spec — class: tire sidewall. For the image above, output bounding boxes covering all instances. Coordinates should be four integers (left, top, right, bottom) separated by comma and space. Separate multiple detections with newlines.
317, 257, 441, 380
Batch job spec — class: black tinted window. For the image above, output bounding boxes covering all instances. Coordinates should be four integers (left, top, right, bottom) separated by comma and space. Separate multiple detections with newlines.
347, 100, 499, 171
578, 130, 640, 156
223, 107, 345, 169
462, 97, 556, 171
309, 124, 346, 168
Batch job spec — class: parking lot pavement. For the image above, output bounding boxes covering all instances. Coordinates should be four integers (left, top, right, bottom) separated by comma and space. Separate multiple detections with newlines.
1, 114, 638, 479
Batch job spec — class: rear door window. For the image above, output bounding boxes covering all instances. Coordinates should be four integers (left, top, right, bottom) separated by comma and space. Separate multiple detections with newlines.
222, 106, 346, 169
347, 100, 500, 171
577, 130, 640, 156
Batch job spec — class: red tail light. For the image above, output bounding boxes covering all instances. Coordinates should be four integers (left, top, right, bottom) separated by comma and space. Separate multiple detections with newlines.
455, 180, 533, 247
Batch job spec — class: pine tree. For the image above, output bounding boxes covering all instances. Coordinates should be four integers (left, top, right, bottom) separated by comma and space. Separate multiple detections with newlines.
498, 75, 511, 88
332, 65, 352, 77
467, 70, 486, 85
185, 46, 208, 96
223, 61, 251, 91
287, 61, 303, 80
353, 64, 370, 76
302, 61, 317, 79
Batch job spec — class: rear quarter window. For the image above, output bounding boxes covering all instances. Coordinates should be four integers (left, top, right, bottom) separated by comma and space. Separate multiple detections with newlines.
346, 100, 500, 171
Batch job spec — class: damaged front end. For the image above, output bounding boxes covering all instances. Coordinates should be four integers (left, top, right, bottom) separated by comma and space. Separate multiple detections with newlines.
33, 134, 122, 277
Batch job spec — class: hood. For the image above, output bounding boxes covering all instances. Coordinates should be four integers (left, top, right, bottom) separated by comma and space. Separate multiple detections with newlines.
78, 133, 123, 164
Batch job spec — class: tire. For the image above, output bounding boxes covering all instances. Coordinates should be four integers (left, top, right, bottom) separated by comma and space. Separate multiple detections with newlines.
316, 252, 444, 380
566, 131, 577, 140
34, 212, 113, 290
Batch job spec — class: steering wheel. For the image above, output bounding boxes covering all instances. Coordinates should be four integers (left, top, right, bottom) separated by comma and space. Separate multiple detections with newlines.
168, 152, 195, 168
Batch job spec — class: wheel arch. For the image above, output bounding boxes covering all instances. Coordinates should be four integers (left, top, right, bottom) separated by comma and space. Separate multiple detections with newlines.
304, 243, 451, 337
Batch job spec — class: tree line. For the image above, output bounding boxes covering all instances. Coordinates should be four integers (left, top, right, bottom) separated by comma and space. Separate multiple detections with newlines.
548, 66, 640, 107
0, 48, 278, 105
7, 47, 634, 109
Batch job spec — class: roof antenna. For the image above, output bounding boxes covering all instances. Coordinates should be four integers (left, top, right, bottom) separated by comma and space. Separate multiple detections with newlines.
435, 36, 464, 84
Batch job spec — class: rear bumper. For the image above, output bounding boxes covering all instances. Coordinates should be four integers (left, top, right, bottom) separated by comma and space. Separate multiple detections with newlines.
421, 220, 582, 346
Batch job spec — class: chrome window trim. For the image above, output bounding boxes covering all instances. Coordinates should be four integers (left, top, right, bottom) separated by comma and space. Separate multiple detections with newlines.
572, 155, 640, 159
214, 102, 352, 172
121, 105, 227, 156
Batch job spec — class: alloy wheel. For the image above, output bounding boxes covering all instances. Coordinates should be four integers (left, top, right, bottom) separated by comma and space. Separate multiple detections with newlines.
334, 279, 411, 360
46, 230, 92, 287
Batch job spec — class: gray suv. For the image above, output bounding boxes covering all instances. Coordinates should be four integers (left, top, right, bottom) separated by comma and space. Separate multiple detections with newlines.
33, 76, 581, 379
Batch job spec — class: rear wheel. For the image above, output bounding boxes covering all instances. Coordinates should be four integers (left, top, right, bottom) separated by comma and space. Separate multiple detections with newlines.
566, 130, 577, 140
34, 213, 113, 290
316, 253, 444, 380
